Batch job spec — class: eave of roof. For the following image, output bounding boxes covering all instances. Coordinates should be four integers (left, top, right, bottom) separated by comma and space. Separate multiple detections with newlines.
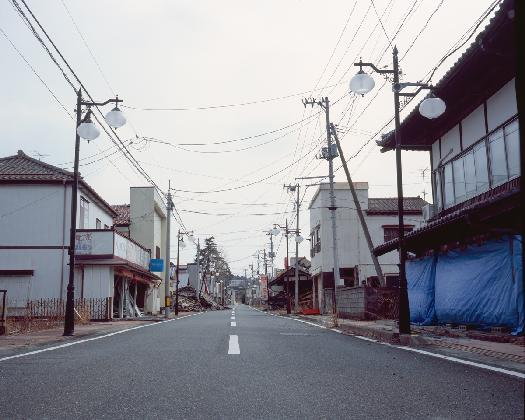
373, 177, 521, 256
378, 0, 516, 151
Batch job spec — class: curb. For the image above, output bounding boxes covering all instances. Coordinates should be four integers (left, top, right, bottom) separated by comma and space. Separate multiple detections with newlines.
295, 314, 525, 364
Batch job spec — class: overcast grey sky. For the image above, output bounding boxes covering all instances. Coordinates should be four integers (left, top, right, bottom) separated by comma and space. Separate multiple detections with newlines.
1, 0, 499, 274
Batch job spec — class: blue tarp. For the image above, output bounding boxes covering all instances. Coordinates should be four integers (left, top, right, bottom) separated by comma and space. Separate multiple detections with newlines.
407, 235, 524, 334
406, 255, 436, 325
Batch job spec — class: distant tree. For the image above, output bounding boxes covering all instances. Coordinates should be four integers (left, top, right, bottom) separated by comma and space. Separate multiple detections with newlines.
195, 237, 232, 287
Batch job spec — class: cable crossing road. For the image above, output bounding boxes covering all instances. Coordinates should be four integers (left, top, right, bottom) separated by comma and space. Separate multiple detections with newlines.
0, 305, 523, 419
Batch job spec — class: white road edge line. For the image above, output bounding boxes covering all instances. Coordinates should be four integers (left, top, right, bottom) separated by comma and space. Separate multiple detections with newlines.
231, 321, 236, 327
228, 335, 240, 354
249, 306, 525, 380
0, 313, 203, 363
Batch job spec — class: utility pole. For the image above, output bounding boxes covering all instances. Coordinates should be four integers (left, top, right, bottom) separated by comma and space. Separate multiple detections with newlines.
303, 97, 341, 317
196, 239, 201, 298
285, 218, 291, 314
164, 182, 173, 319
392, 47, 411, 334
175, 229, 180, 316
330, 123, 385, 285
269, 232, 275, 278
284, 183, 301, 313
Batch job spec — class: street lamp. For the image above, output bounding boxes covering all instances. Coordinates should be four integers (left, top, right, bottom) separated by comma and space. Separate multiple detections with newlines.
349, 47, 446, 335
64, 88, 126, 336
174, 230, 193, 315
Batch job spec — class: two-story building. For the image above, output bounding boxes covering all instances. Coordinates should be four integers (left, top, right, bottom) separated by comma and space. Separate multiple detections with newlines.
112, 186, 168, 314
374, 0, 523, 333
309, 182, 426, 312
0, 150, 161, 318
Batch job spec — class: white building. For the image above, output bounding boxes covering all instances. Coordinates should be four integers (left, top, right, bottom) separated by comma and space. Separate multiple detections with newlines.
112, 186, 168, 314
0, 151, 161, 318
308, 182, 426, 311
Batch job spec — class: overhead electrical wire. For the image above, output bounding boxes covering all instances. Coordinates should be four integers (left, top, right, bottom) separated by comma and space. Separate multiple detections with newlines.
0, 25, 73, 119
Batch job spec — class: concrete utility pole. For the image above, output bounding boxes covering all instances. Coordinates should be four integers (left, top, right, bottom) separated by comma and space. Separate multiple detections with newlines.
269, 232, 275, 278
165, 182, 174, 319
330, 123, 385, 285
196, 239, 201, 297
284, 183, 301, 312
303, 97, 341, 316
263, 249, 268, 276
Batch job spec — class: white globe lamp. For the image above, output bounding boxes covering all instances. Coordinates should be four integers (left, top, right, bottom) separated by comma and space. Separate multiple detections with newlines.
419, 96, 446, 119
349, 70, 375, 96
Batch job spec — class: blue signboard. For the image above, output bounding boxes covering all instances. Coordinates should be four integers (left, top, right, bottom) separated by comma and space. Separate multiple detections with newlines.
150, 258, 164, 272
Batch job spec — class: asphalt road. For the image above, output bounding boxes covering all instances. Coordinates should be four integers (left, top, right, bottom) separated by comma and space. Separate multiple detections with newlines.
0, 305, 523, 419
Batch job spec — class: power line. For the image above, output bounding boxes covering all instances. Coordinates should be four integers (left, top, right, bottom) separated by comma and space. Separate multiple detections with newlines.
399, 0, 446, 61
370, 0, 392, 43
0, 25, 73, 119
59, 0, 115, 96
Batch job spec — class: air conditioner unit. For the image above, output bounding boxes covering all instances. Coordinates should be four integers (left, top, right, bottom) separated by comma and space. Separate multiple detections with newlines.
422, 203, 437, 222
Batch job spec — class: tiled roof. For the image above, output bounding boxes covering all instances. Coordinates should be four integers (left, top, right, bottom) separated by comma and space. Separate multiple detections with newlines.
367, 197, 427, 214
0, 150, 117, 216
112, 204, 130, 226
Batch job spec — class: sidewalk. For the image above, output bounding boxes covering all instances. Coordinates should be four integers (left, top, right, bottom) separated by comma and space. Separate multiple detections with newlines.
272, 311, 525, 373
0, 312, 194, 357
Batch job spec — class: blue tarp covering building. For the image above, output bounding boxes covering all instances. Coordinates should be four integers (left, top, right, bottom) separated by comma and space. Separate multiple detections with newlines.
407, 235, 523, 334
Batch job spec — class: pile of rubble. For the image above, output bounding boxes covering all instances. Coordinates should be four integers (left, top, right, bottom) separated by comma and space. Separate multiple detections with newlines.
175, 286, 225, 312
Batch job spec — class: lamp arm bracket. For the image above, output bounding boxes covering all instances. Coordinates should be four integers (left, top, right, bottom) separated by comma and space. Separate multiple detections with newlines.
394, 82, 433, 96
354, 61, 394, 75
81, 97, 123, 107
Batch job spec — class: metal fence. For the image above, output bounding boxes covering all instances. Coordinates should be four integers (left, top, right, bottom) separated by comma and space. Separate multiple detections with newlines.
2, 296, 113, 335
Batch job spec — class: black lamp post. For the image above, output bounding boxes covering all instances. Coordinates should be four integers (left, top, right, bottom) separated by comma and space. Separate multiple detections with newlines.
63, 88, 125, 336
349, 47, 446, 335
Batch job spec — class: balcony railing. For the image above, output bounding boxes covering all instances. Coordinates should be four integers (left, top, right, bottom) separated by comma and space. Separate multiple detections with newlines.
75, 229, 150, 270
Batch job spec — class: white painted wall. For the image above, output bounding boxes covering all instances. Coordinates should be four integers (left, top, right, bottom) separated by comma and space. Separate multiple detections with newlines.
486, 78, 517, 132
461, 104, 486, 149
0, 182, 117, 304
440, 125, 461, 163
309, 183, 424, 285
129, 186, 166, 313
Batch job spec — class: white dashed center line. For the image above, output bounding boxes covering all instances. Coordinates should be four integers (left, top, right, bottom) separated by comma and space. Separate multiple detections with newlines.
228, 335, 240, 354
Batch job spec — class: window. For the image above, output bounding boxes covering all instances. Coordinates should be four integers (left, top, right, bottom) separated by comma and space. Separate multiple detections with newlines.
463, 151, 476, 199
488, 128, 507, 186
79, 197, 89, 228
453, 158, 466, 203
504, 119, 520, 179
96, 218, 101, 229
310, 226, 321, 255
434, 171, 442, 210
383, 226, 413, 243
155, 246, 161, 259
432, 117, 518, 210
473, 141, 489, 193
443, 163, 454, 208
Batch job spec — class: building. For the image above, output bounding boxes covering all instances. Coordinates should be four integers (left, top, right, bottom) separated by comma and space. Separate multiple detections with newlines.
112, 186, 168, 314
309, 182, 426, 312
0, 150, 161, 318
374, 0, 523, 333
